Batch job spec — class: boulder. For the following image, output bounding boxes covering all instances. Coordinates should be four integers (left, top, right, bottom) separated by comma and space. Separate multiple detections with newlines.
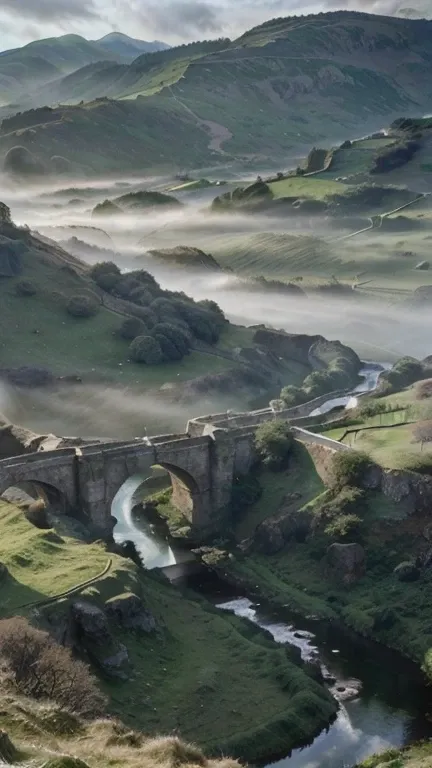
253, 507, 310, 554
394, 561, 420, 582
106, 593, 156, 633
71, 600, 111, 645
326, 543, 366, 585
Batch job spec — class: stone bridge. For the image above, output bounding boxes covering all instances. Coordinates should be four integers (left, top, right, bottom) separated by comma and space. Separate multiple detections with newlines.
0, 404, 349, 537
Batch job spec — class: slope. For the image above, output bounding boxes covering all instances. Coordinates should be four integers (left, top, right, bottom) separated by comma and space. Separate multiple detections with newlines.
9, 11, 432, 169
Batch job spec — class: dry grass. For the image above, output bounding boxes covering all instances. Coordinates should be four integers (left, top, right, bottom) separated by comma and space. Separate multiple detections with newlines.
0, 692, 242, 768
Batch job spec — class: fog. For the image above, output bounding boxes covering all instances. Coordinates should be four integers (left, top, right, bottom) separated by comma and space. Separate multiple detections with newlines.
1, 170, 431, 438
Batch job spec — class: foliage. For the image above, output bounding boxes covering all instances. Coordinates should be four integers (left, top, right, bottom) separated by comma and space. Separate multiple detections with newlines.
89, 261, 121, 291
371, 140, 420, 173
154, 332, 183, 362
330, 451, 371, 490
378, 357, 424, 395
313, 485, 365, 539
254, 420, 294, 470
0, 617, 105, 715
15, 279, 37, 296
118, 317, 147, 340
66, 295, 98, 318
129, 334, 163, 364
153, 322, 191, 358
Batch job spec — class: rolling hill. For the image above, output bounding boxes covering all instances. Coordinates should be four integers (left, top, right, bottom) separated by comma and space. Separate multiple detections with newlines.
0, 34, 169, 107
1, 11, 432, 173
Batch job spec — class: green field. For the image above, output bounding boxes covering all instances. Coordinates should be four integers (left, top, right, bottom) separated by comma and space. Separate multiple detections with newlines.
0, 500, 335, 761
269, 176, 347, 200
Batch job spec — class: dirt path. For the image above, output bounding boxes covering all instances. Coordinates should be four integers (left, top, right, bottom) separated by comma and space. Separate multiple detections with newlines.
168, 86, 232, 154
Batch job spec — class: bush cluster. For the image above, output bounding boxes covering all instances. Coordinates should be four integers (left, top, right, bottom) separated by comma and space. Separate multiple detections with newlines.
281, 351, 358, 407
376, 357, 424, 396
313, 485, 365, 539
254, 420, 293, 470
0, 617, 106, 715
330, 451, 371, 491
89, 261, 226, 365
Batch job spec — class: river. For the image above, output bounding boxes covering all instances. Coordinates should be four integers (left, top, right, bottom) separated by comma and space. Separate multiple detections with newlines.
111, 360, 432, 768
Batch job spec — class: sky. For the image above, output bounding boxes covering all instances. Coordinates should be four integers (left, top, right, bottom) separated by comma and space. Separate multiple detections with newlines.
0, 0, 425, 51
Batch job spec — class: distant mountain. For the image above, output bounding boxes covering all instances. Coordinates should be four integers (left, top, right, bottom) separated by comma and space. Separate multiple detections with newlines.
2, 11, 432, 173
397, 1, 432, 18
0, 33, 169, 106
94, 33, 170, 59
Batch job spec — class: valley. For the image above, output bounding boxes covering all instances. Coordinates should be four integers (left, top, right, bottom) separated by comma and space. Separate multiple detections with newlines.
2, 8, 432, 768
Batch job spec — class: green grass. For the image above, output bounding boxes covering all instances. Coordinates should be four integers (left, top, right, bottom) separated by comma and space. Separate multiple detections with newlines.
318, 385, 432, 469
269, 176, 347, 200
0, 250, 240, 387
235, 445, 324, 541
0, 499, 336, 762
0, 501, 136, 615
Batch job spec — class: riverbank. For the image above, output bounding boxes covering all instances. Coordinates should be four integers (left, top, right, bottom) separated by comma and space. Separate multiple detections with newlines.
0, 499, 337, 764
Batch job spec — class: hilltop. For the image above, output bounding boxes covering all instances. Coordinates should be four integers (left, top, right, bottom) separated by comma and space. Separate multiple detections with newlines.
0, 34, 169, 106
2, 12, 432, 172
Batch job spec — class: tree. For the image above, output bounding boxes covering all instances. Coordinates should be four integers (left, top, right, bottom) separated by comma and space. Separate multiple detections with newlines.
254, 420, 293, 470
89, 262, 121, 292
412, 420, 432, 451
0, 617, 105, 715
153, 322, 191, 356
119, 317, 148, 341
154, 332, 184, 362
129, 335, 163, 364
66, 295, 98, 318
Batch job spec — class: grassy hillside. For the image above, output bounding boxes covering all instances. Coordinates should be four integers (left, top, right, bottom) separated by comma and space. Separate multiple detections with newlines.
2, 12, 432, 172
319, 383, 432, 470
216, 436, 432, 674
0, 499, 336, 761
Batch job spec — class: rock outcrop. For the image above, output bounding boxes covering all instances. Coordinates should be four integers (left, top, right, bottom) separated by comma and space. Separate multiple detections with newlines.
252, 501, 310, 554
106, 593, 156, 632
70, 600, 129, 678
326, 543, 366, 585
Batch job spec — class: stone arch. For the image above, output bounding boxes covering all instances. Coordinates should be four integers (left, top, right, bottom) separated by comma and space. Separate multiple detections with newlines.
158, 462, 201, 522
0, 477, 68, 514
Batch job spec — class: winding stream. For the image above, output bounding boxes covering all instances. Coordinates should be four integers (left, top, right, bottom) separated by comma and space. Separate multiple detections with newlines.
112, 361, 432, 767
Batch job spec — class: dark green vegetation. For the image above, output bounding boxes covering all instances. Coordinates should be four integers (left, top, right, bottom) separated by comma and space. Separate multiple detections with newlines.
0, 500, 336, 762
208, 368, 432, 678
3, 12, 432, 172
254, 421, 294, 470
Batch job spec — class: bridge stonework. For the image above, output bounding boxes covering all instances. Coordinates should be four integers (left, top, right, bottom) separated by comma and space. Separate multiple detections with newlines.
0, 408, 348, 538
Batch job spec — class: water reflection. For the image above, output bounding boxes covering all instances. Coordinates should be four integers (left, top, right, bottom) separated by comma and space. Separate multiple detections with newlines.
217, 598, 431, 768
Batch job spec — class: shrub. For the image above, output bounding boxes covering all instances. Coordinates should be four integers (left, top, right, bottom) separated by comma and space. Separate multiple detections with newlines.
153, 322, 191, 356
324, 513, 362, 539
66, 295, 98, 318
254, 420, 293, 470
280, 385, 306, 407
0, 617, 106, 715
129, 335, 164, 364
89, 261, 121, 287
154, 332, 184, 362
15, 279, 37, 296
119, 317, 147, 341
330, 452, 371, 490
131, 306, 157, 326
